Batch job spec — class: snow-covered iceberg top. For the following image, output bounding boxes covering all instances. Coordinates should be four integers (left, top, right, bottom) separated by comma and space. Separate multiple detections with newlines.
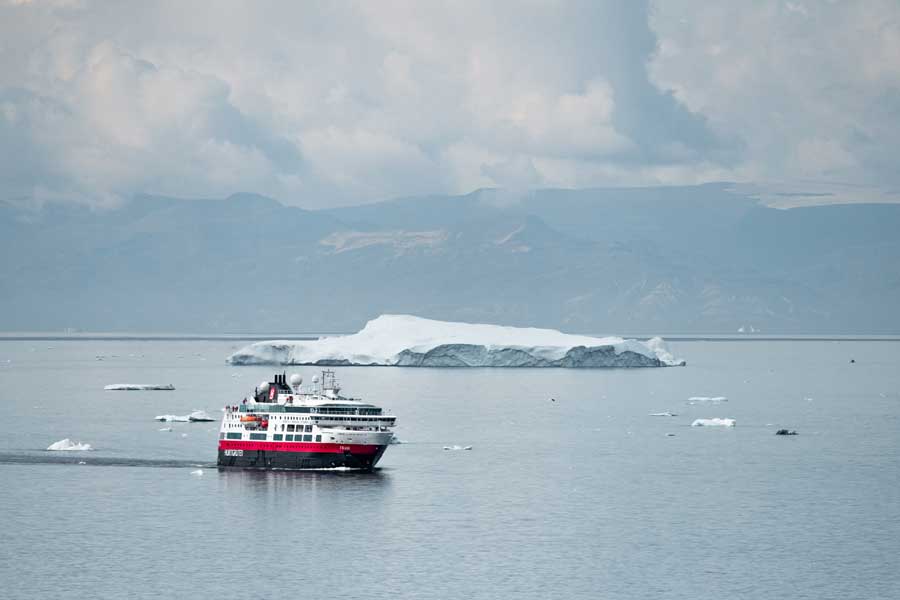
105, 384, 175, 391
47, 438, 92, 451
227, 315, 685, 368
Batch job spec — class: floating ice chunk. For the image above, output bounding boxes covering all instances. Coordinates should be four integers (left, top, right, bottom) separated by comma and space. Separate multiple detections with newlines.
181, 433, 188, 438
156, 414, 189, 422
688, 396, 728, 404
105, 384, 175, 391
443, 445, 473, 451
159, 427, 173, 432
47, 438, 92, 451
190, 469, 203, 476
155, 411, 212, 422
187, 411, 214, 422
691, 418, 736, 427
649, 412, 677, 417
389, 436, 405, 445
227, 315, 686, 368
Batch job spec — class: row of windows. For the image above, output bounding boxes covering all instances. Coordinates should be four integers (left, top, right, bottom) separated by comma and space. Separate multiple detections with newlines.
222, 432, 322, 442
282, 424, 313, 432
238, 406, 383, 416
315, 407, 380, 415
315, 416, 395, 423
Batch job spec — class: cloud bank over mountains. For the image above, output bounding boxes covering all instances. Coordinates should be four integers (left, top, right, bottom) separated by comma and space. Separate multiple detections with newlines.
2, 1, 899, 208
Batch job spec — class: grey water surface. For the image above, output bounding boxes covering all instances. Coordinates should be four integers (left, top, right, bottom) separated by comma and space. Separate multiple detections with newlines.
0, 339, 898, 599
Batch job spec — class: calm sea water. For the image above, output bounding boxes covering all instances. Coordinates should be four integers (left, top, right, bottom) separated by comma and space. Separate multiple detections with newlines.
0, 339, 898, 599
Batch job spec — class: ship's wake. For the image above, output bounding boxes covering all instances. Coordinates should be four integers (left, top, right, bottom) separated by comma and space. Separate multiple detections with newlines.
0, 452, 215, 470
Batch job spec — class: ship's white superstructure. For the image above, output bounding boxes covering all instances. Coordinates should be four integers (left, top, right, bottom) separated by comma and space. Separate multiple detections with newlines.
217, 370, 396, 470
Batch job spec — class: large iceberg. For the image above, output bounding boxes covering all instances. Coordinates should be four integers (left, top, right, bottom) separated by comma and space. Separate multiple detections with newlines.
227, 315, 685, 368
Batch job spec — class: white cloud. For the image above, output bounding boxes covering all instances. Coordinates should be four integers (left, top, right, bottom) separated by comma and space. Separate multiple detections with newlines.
1, 1, 898, 207
649, 0, 900, 187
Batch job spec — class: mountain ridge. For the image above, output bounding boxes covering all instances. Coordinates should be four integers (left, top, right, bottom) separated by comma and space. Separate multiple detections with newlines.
2, 184, 898, 334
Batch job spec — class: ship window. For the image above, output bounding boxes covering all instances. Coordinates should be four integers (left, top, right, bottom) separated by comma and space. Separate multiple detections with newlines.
303, 435, 313, 442
287, 424, 295, 432
305, 425, 313, 432
315, 435, 321, 442
273, 434, 283, 441
219, 432, 225, 439
249, 433, 266, 441
226, 432, 242, 440
285, 435, 293, 441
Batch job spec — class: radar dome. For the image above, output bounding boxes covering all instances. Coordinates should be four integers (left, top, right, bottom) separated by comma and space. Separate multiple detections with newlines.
289, 374, 303, 387
258, 381, 270, 391
311, 375, 320, 384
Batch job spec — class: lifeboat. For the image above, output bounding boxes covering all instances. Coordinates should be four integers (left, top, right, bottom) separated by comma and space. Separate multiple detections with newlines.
240, 415, 260, 422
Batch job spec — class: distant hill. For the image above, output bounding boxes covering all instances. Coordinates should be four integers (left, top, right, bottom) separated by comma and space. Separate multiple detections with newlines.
2, 184, 899, 334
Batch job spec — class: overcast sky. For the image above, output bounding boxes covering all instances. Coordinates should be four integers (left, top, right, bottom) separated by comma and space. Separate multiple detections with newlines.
2, 0, 899, 208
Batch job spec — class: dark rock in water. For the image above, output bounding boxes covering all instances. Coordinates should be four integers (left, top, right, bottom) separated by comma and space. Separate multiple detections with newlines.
850, 359, 856, 363
775, 429, 799, 435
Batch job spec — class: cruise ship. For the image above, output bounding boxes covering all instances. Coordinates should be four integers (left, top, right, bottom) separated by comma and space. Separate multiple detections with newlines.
217, 370, 396, 470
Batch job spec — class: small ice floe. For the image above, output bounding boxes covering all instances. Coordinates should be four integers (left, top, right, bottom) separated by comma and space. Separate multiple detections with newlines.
105, 383, 175, 391
156, 414, 189, 422
77, 461, 87, 465
155, 411, 212, 422
188, 411, 214, 422
47, 438, 92, 451
691, 418, 736, 428
688, 396, 727, 404
443, 445, 473, 451
775, 429, 798, 436
190, 469, 204, 476
649, 412, 677, 417
158, 427, 173, 432
181, 433, 188, 438
389, 436, 405, 445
